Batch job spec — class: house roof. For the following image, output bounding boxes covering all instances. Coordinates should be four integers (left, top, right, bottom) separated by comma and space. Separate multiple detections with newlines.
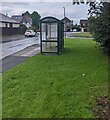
11, 15, 22, 22
0, 13, 20, 23
61, 17, 71, 22
80, 19, 88, 24
11, 15, 22, 18
21, 14, 32, 23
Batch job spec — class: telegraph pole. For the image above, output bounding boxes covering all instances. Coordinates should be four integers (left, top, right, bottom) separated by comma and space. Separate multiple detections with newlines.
63, 7, 65, 18
63, 7, 66, 38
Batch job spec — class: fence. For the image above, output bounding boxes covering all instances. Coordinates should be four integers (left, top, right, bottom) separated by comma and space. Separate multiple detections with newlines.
0, 27, 21, 36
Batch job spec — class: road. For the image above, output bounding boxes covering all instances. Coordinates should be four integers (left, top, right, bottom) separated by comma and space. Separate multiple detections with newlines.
0, 35, 40, 60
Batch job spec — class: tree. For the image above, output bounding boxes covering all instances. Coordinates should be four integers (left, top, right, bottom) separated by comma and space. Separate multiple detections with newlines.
31, 11, 41, 31
19, 24, 27, 34
88, 2, 110, 54
88, 16, 96, 34
72, 1, 110, 55
22, 11, 31, 17
21, 11, 41, 31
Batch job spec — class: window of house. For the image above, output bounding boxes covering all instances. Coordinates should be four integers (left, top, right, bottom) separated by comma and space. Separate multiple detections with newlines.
10, 23, 13, 28
5, 23, 8, 27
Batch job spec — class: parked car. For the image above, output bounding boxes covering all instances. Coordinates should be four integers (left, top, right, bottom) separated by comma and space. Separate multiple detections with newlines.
25, 30, 36, 37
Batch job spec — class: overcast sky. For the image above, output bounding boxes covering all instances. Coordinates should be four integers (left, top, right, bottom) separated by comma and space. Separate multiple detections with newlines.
1, 2, 90, 24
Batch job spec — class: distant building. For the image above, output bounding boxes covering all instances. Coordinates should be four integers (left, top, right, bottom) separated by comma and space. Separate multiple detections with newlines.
80, 19, 88, 32
11, 15, 22, 23
61, 17, 73, 32
0, 13, 20, 36
11, 13, 32, 28
21, 13, 32, 28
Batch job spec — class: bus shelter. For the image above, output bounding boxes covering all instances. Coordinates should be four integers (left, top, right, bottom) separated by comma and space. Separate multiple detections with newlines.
40, 17, 64, 54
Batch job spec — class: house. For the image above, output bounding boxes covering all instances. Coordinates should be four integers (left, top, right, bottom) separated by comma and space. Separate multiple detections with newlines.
21, 13, 32, 28
11, 13, 32, 28
80, 19, 88, 32
11, 15, 22, 23
61, 17, 73, 32
0, 13, 20, 36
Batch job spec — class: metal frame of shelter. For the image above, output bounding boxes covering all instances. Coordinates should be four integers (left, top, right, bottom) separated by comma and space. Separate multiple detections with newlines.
40, 17, 64, 54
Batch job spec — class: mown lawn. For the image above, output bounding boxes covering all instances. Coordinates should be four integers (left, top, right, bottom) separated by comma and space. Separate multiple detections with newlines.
2, 38, 108, 118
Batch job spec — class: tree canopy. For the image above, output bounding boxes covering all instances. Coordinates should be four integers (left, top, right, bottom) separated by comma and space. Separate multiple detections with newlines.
22, 11, 41, 31
88, 2, 110, 54
31, 11, 41, 31
72, 0, 110, 55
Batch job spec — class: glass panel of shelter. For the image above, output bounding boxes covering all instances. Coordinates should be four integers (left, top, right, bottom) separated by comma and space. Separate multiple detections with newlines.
41, 22, 58, 53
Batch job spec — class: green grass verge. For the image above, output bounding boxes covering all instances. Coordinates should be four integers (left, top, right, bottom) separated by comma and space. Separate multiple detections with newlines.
73, 32, 92, 38
2, 38, 108, 118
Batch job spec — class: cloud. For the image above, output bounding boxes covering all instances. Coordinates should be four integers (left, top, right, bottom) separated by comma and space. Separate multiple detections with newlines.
2, 2, 30, 6
1, 0, 109, 2
2, 0, 72, 2
1, 2, 89, 24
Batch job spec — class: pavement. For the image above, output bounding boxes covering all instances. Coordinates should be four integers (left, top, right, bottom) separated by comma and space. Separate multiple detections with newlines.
1, 44, 40, 73
66, 32, 94, 39
1, 56, 28, 73
1, 34, 40, 73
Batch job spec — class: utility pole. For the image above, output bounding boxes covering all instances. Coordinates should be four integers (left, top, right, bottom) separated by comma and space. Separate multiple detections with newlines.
63, 7, 66, 38
63, 7, 65, 18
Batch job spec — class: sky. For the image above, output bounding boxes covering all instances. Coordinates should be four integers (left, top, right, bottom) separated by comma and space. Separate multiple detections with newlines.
1, 2, 90, 24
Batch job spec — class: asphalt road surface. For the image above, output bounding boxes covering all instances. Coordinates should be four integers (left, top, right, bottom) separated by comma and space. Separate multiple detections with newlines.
1, 36, 40, 60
